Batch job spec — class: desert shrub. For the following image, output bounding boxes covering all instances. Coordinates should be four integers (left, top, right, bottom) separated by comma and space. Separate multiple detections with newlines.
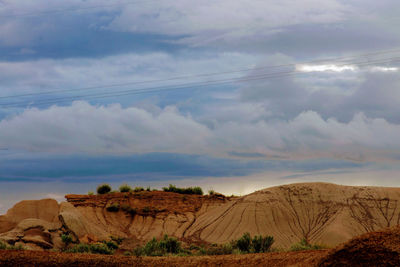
106, 202, 120, 212
134, 187, 144, 192
0, 241, 24, 250
251, 235, 274, 253
289, 239, 325, 251
234, 232, 252, 252
87, 191, 94, 195
61, 234, 73, 246
90, 243, 113, 254
0, 241, 7, 250
67, 243, 114, 255
208, 189, 215, 195
132, 246, 144, 256
119, 184, 132, 193
121, 204, 136, 216
159, 235, 181, 254
7, 244, 24, 250
142, 206, 151, 213
189, 244, 200, 250
162, 184, 203, 195
135, 235, 182, 256
97, 184, 112, 194
123, 251, 132, 256
198, 243, 234, 255
232, 233, 274, 253
146, 186, 151, 191
110, 236, 125, 245
102, 240, 119, 250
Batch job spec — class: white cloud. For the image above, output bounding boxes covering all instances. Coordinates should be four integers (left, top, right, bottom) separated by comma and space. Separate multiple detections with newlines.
0, 51, 257, 97
369, 66, 399, 72
1, 102, 400, 161
296, 64, 357, 72
108, 0, 350, 45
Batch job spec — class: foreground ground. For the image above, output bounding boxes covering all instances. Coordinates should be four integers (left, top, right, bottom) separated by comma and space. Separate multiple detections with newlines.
0, 250, 328, 267
3, 225, 400, 266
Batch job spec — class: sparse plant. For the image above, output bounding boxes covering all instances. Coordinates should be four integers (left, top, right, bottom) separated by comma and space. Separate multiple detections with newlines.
0, 241, 7, 250
251, 235, 274, 253
0, 240, 24, 250
234, 232, 252, 252
67, 243, 114, 255
208, 189, 215, 195
119, 184, 132, 193
106, 202, 120, 212
121, 204, 137, 216
61, 233, 73, 247
88, 191, 94, 196
162, 184, 203, 195
97, 184, 112, 194
137, 235, 182, 256
289, 238, 325, 251
110, 236, 125, 245
123, 251, 132, 256
102, 240, 119, 250
146, 186, 151, 191
142, 206, 151, 213
134, 187, 144, 192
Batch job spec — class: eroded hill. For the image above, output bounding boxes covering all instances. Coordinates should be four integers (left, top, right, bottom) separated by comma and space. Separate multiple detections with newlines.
2, 182, 400, 251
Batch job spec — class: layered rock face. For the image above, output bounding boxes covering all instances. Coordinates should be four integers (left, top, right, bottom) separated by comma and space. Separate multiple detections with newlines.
2, 182, 400, 250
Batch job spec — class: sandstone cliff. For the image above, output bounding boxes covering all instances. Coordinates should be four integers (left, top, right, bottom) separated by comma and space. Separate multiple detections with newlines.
2, 182, 400, 250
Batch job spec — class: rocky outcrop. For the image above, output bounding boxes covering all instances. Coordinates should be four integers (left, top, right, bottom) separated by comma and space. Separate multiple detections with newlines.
2, 183, 400, 251
0, 199, 62, 250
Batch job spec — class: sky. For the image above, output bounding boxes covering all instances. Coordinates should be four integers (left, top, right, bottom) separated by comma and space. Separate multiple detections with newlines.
1, 0, 400, 213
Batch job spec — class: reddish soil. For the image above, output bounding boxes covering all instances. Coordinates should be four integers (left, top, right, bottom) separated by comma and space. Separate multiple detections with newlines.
65, 191, 229, 216
0, 250, 328, 267
318, 226, 400, 267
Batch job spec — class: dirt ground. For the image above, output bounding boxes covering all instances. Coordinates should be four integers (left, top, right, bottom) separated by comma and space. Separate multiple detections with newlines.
0, 249, 328, 267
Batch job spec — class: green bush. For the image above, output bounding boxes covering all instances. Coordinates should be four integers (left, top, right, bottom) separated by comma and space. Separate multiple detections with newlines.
289, 239, 324, 251
67, 243, 90, 253
0, 241, 7, 250
88, 191, 94, 195
162, 184, 203, 195
119, 184, 132, 193
103, 240, 119, 250
134, 187, 144, 192
90, 243, 114, 254
0, 240, 24, 250
134, 235, 182, 256
7, 244, 24, 250
198, 243, 234, 255
208, 189, 215, 195
67, 243, 114, 255
235, 232, 252, 252
121, 204, 136, 216
97, 184, 112, 194
142, 206, 151, 213
232, 233, 274, 253
110, 236, 125, 245
251, 235, 274, 253
106, 202, 120, 212
146, 186, 151, 191
61, 234, 73, 246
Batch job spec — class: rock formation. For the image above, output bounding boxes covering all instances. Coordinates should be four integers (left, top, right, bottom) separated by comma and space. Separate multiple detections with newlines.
2, 182, 400, 250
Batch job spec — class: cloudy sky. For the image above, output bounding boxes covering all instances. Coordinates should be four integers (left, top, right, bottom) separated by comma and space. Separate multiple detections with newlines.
1, 0, 400, 213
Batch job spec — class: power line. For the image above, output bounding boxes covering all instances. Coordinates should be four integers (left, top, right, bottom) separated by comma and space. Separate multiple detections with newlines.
2, 56, 399, 108
1, 47, 400, 100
